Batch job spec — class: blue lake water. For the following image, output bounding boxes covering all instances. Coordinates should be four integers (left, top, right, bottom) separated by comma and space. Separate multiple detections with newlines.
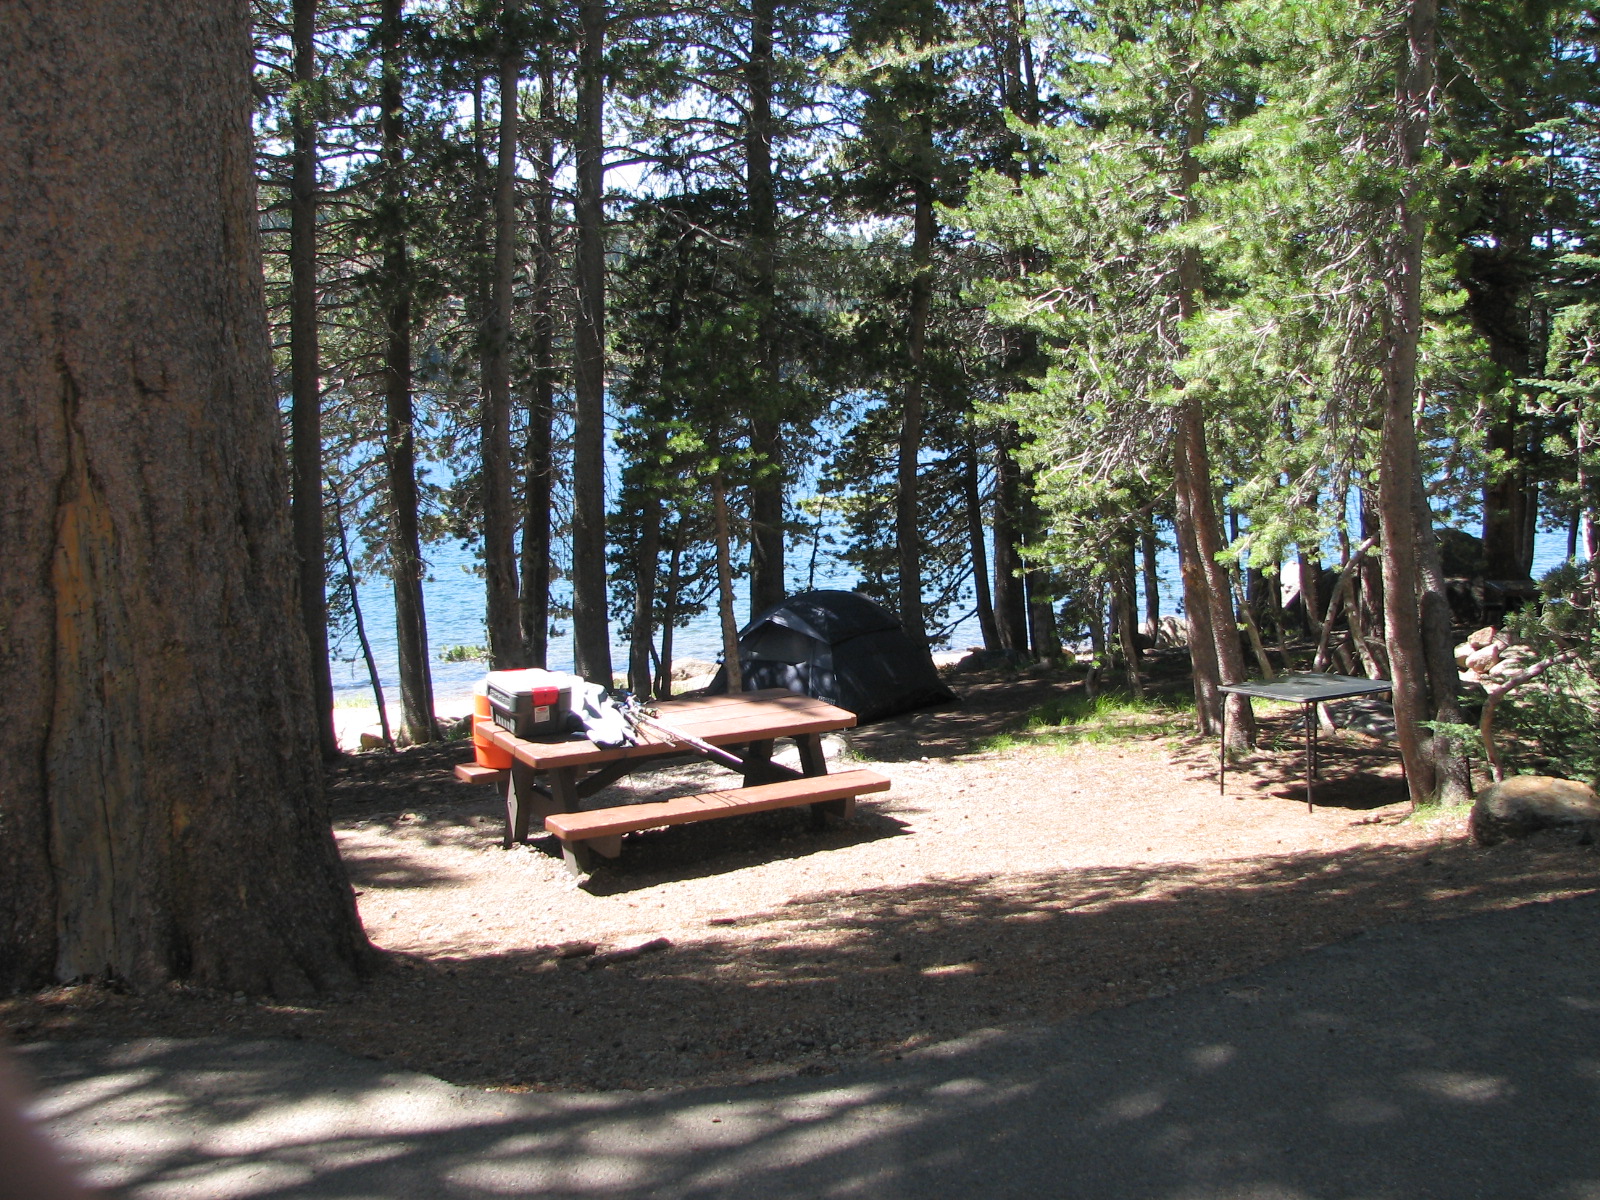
330, 530, 1577, 707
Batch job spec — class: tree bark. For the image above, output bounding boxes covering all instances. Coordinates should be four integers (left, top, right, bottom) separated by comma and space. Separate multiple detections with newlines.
629, 487, 662, 697
745, 0, 786, 618
1173, 442, 1224, 734
289, 0, 337, 761
1020, 482, 1060, 661
712, 474, 743, 693
379, 0, 436, 744
992, 435, 1029, 650
896, 149, 936, 650
520, 55, 558, 667
570, 0, 612, 684
655, 533, 683, 698
482, 16, 523, 668
1379, 0, 1468, 804
1174, 75, 1252, 748
963, 434, 1000, 649
1141, 526, 1160, 635
1113, 533, 1144, 695
0, 0, 371, 994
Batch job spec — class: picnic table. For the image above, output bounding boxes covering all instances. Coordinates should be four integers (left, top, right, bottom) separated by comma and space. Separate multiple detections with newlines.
456, 688, 890, 874
1218, 672, 1395, 812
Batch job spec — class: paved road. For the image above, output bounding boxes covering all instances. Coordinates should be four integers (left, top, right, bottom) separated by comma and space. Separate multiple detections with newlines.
19, 893, 1600, 1199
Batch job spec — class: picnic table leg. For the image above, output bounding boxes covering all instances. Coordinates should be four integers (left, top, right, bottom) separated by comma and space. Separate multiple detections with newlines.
549, 767, 580, 813
505, 762, 538, 848
742, 739, 776, 786
794, 732, 848, 828
796, 733, 827, 778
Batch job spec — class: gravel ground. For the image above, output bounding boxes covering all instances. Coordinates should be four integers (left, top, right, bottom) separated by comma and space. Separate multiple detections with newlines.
5, 663, 1597, 1093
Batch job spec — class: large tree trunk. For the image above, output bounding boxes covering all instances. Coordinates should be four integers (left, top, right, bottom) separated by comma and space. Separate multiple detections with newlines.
712, 474, 744, 693
1380, 0, 1467, 805
379, 0, 436, 744
520, 56, 558, 667
963, 434, 1000, 649
1173, 444, 1224, 734
1019, 482, 1061, 662
289, 0, 337, 761
655, 532, 683, 698
628, 487, 662, 698
482, 19, 523, 668
896, 159, 936, 650
745, 0, 786, 619
570, 0, 612, 684
1174, 76, 1252, 748
1141, 524, 1161, 634
992, 435, 1029, 650
0, 0, 371, 995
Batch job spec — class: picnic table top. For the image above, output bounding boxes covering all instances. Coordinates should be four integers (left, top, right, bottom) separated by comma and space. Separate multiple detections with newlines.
1218, 671, 1394, 705
480, 687, 859, 771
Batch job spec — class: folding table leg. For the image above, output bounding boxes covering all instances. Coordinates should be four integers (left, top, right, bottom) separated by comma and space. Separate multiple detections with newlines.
1303, 703, 1316, 813
1218, 700, 1228, 795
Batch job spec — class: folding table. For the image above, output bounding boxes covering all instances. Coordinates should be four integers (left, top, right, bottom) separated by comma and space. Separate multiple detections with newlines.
1218, 672, 1394, 811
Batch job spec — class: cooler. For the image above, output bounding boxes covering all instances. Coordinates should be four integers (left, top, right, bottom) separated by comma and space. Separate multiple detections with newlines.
484, 668, 578, 739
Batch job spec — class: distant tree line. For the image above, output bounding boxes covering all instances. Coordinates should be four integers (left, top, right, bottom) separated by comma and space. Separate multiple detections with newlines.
253, 0, 1600, 801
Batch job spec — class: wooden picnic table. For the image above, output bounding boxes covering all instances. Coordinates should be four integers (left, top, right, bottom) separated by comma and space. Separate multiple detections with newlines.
456, 688, 890, 873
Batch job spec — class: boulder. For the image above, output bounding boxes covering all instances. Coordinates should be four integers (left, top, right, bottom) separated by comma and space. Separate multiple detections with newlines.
1466, 626, 1498, 650
1464, 643, 1500, 674
1436, 527, 1488, 577
1470, 775, 1600, 846
952, 647, 1036, 673
1141, 615, 1189, 648
670, 658, 718, 681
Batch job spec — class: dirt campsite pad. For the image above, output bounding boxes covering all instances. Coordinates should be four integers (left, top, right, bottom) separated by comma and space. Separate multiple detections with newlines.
5, 664, 1597, 1093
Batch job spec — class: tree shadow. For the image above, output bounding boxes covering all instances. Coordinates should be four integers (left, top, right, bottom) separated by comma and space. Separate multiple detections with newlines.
1170, 709, 1411, 813
339, 849, 466, 892
849, 667, 1088, 761
23, 886, 1600, 1199
569, 801, 913, 895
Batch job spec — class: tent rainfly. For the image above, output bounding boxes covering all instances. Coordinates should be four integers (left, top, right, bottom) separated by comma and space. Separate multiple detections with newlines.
708, 590, 955, 724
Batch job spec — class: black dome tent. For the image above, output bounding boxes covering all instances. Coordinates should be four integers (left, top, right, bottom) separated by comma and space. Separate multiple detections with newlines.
708, 590, 955, 724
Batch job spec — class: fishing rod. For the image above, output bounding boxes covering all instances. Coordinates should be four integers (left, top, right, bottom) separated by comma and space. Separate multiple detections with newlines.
615, 693, 749, 771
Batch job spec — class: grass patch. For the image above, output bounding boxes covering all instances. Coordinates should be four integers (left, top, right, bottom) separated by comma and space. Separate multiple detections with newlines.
978, 691, 1195, 752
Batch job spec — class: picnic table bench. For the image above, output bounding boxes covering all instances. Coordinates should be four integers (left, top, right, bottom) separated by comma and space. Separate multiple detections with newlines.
455, 688, 890, 873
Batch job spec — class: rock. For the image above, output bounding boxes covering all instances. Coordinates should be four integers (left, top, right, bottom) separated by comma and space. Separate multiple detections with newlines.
1470, 775, 1600, 846
1487, 655, 1530, 680
951, 648, 1035, 673
1464, 644, 1501, 674
358, 728, 389, 750
1466, 626, 1498, 650
1437, 527, 1488, 577
585, 937, 673, 970
1141, 616, 1189, 648
671, 658, 718, 681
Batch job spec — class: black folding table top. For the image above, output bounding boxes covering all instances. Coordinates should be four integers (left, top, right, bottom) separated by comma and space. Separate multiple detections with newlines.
1219, 671, 1393, 706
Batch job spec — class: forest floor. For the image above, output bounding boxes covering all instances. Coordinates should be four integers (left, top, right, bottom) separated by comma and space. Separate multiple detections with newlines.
5, 656, 1598, 1094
